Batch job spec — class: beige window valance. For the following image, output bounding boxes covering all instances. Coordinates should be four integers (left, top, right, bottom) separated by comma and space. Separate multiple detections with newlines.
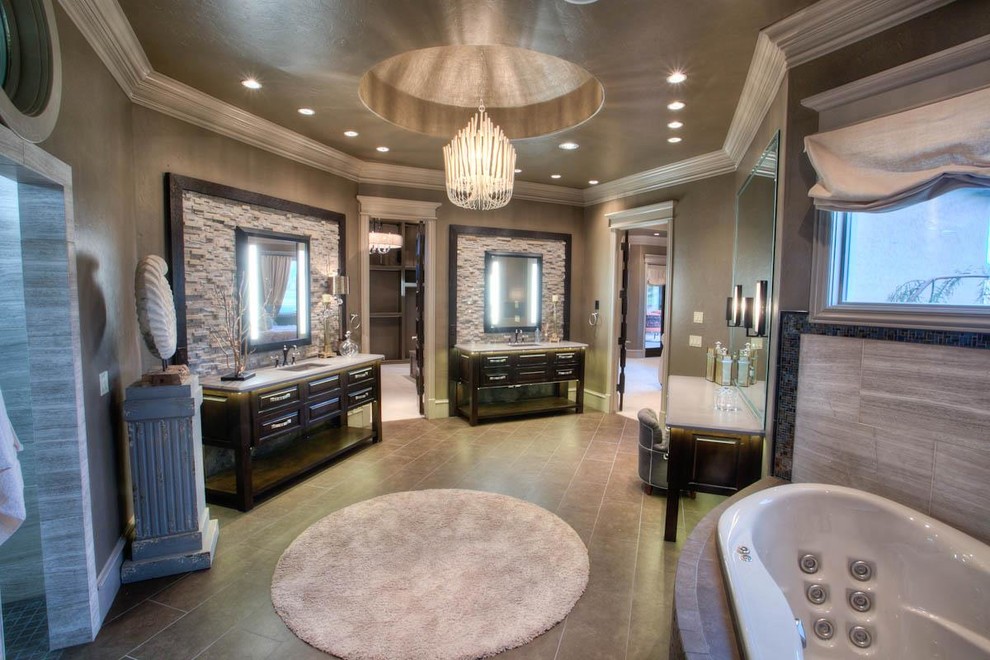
805, 86, 990, 212
646, 263, 665, 286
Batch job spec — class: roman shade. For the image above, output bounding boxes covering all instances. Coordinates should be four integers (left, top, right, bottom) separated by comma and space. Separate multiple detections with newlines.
805, 85, 990, 212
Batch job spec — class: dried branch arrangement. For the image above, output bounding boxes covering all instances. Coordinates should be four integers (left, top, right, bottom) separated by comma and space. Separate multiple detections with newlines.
208, 277, 254, 380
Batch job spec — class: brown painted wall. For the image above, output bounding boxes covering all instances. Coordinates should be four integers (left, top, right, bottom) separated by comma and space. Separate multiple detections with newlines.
38, 7, 141, 570
778, 0, 990, 312
357, 183, 586, 399
582, 174, 737, 399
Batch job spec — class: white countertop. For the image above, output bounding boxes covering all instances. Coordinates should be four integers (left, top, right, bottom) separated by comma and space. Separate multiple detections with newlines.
200, 354, 383, 392
454, 341, 587, 354
665, 375, 764, 435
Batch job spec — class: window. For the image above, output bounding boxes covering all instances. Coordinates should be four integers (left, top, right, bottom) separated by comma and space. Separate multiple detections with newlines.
812, 187, 990, 331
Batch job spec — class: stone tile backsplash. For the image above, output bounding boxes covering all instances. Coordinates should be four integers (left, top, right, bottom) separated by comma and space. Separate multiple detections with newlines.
454, 234, 567, 343
181, 191, 340, 376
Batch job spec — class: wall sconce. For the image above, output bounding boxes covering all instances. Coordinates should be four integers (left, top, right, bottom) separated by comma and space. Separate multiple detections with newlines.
725, 284, 743, 327
746, 280, 768, 337
328, 274, 349, 305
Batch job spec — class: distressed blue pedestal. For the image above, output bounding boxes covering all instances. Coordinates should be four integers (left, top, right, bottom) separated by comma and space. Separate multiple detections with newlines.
121, 375, 219, 583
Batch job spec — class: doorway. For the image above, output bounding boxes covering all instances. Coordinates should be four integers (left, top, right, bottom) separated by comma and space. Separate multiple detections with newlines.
357, 197, 441, 420
604, 201, 675, 418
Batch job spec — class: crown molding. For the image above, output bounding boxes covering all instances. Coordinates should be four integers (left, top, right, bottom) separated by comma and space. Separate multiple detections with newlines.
356, 195, 442, 220
801, 33, 990, 112
606, 200, 676, 229
585, 150, 735, 206
62, 0, 951, 209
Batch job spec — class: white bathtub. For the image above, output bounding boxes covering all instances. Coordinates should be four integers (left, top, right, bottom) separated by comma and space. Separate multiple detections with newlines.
717, 483, 990, 659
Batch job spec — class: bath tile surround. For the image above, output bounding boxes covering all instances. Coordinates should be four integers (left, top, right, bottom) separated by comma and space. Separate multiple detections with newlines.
777, 312, 990, 543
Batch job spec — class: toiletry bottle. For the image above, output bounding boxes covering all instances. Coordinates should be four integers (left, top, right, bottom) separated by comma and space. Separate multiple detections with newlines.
720, 351, 733, 386
705, 347, 715, 382
713, 342, 724, 384
738, 345, 751, 387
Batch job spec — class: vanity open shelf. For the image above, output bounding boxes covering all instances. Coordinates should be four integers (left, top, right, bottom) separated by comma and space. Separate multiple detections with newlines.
200, 355, 383, 511
452, 342, 586, 425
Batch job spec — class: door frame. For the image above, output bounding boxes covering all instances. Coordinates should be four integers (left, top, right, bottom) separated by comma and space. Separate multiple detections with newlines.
604, 201, 675, 414
357, 196, 442, 417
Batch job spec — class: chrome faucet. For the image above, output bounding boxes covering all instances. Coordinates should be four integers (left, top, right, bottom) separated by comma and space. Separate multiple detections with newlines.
282, 344, 290, 366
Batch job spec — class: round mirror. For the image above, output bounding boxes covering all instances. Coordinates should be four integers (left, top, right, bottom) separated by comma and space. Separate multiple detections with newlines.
0, 0, 61, 143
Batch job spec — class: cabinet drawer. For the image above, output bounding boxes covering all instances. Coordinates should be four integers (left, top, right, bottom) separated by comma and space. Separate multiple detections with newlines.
258, 385, 300, 412
347, 366, 375, 387
516, 352, 548, 366
306, 373, 341, 397
347, 387, 376, 407
690, 436, 742, 490
516, 368, 548, 384
307, 395, 341, 424
482, 354, 511, 368
481, 370, 511, 386
258, 409, 301, 442
553, 351, 580, 365
552, 366, 578, 381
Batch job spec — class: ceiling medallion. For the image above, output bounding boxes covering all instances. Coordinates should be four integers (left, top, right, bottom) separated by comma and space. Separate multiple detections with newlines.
443, 102, 517, 211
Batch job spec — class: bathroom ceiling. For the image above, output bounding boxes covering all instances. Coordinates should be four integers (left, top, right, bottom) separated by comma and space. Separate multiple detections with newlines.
116, 0, 818, 189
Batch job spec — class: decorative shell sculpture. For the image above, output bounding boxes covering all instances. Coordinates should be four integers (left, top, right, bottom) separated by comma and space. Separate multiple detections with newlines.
135, 255, 178, 367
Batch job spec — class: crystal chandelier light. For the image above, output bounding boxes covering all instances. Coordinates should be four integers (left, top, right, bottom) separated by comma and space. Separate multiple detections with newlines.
443, 102, 517, 211
368, 221, 403, 254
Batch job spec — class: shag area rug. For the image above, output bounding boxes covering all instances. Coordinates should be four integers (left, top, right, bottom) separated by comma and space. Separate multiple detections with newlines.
271, 489, 590, 660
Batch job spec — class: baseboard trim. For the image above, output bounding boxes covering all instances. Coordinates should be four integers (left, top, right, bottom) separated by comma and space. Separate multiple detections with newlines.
584, 389, 611, 413
427, 398, 450, 419
96, 519, 133, 625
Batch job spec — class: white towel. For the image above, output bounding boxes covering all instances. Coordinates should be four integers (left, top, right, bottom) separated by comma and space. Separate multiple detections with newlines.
0, 386, 25, 545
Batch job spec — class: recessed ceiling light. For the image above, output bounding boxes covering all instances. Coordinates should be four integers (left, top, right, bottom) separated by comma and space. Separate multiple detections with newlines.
588, 180, 599, 185
514, 168, 522, 174
376, 146, 390, 152
667, 101, 685, 111
559, 142, 580, 150
668, 137, 682, 143
666, 71, 687, 84
241, 78, 262, 90
343, 130, 359, 137
563, 0, 598, 4
668, 121, 683, 129
298, 108, 315, 116
550, 174, 562, 179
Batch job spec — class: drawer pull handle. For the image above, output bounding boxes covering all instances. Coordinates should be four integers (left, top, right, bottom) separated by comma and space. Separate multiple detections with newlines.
267, 390, 294, 403
269, 416, 295, 430
350, 369, 371, 380
557, 370, 573, 376
311, 398, 340, 411
519, 354, 544, 360
489, 375, 507, 381
352, 392, 371, 402
558, 353, 574, 359
487, 357, 508, 363
310, 375, 339, 387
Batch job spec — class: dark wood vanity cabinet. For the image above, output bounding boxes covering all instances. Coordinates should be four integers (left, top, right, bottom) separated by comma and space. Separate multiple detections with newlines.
200, 358, 382, 511
454, 346, 586, 425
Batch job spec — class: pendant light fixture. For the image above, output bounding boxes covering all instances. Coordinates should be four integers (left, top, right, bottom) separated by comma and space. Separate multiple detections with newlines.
443, 101, 517, 211
368, 220, 402, 254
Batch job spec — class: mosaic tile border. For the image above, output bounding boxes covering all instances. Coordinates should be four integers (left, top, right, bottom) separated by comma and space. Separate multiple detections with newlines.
772, 311, 990, 479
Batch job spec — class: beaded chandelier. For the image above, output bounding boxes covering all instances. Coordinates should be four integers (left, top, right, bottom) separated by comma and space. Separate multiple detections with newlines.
443, 102, 516, 211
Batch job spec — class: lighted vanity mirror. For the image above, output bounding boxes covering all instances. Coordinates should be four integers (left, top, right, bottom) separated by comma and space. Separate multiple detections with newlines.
730, 132, 779, 419
235, 228, 311, 352
484, 251, 543, 332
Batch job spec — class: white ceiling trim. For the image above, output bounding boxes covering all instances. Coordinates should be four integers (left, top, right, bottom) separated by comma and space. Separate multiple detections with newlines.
60, 0, 951, 209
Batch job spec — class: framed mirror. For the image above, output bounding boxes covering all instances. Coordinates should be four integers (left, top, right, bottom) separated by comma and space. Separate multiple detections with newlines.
484, 251, 543, 332
730, 131, 779, 419
235, 228, 311, 352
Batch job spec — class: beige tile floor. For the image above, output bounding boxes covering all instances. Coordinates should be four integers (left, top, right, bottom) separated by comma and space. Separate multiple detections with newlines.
64, 412, 721, 660
617, 357, 663, 421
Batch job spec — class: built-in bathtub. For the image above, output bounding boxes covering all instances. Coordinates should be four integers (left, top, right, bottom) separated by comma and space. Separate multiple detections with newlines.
717, 483, 990, 659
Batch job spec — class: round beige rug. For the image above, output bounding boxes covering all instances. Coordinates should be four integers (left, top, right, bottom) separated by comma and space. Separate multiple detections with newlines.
271, 489, 589, 660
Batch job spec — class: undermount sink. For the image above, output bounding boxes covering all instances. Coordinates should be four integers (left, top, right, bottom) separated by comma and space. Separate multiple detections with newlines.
279, 363, 319, 372
510, 342, 542, 347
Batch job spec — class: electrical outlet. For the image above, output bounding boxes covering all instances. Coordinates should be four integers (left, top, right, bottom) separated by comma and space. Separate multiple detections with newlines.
751, 337, 764, 349
689, 335, 703, 348
693, 311, 704, 324
99, 371, 109, 396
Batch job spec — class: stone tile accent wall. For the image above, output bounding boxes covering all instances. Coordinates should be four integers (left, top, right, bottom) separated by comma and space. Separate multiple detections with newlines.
792, 333, 990, 543
181, 191, 341, 376
454, 234, 567, 343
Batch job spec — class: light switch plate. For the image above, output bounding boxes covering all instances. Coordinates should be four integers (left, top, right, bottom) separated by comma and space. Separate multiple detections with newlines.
99, 371, 109, 396
693, 311, 704, 323
689, 335, 703, 347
